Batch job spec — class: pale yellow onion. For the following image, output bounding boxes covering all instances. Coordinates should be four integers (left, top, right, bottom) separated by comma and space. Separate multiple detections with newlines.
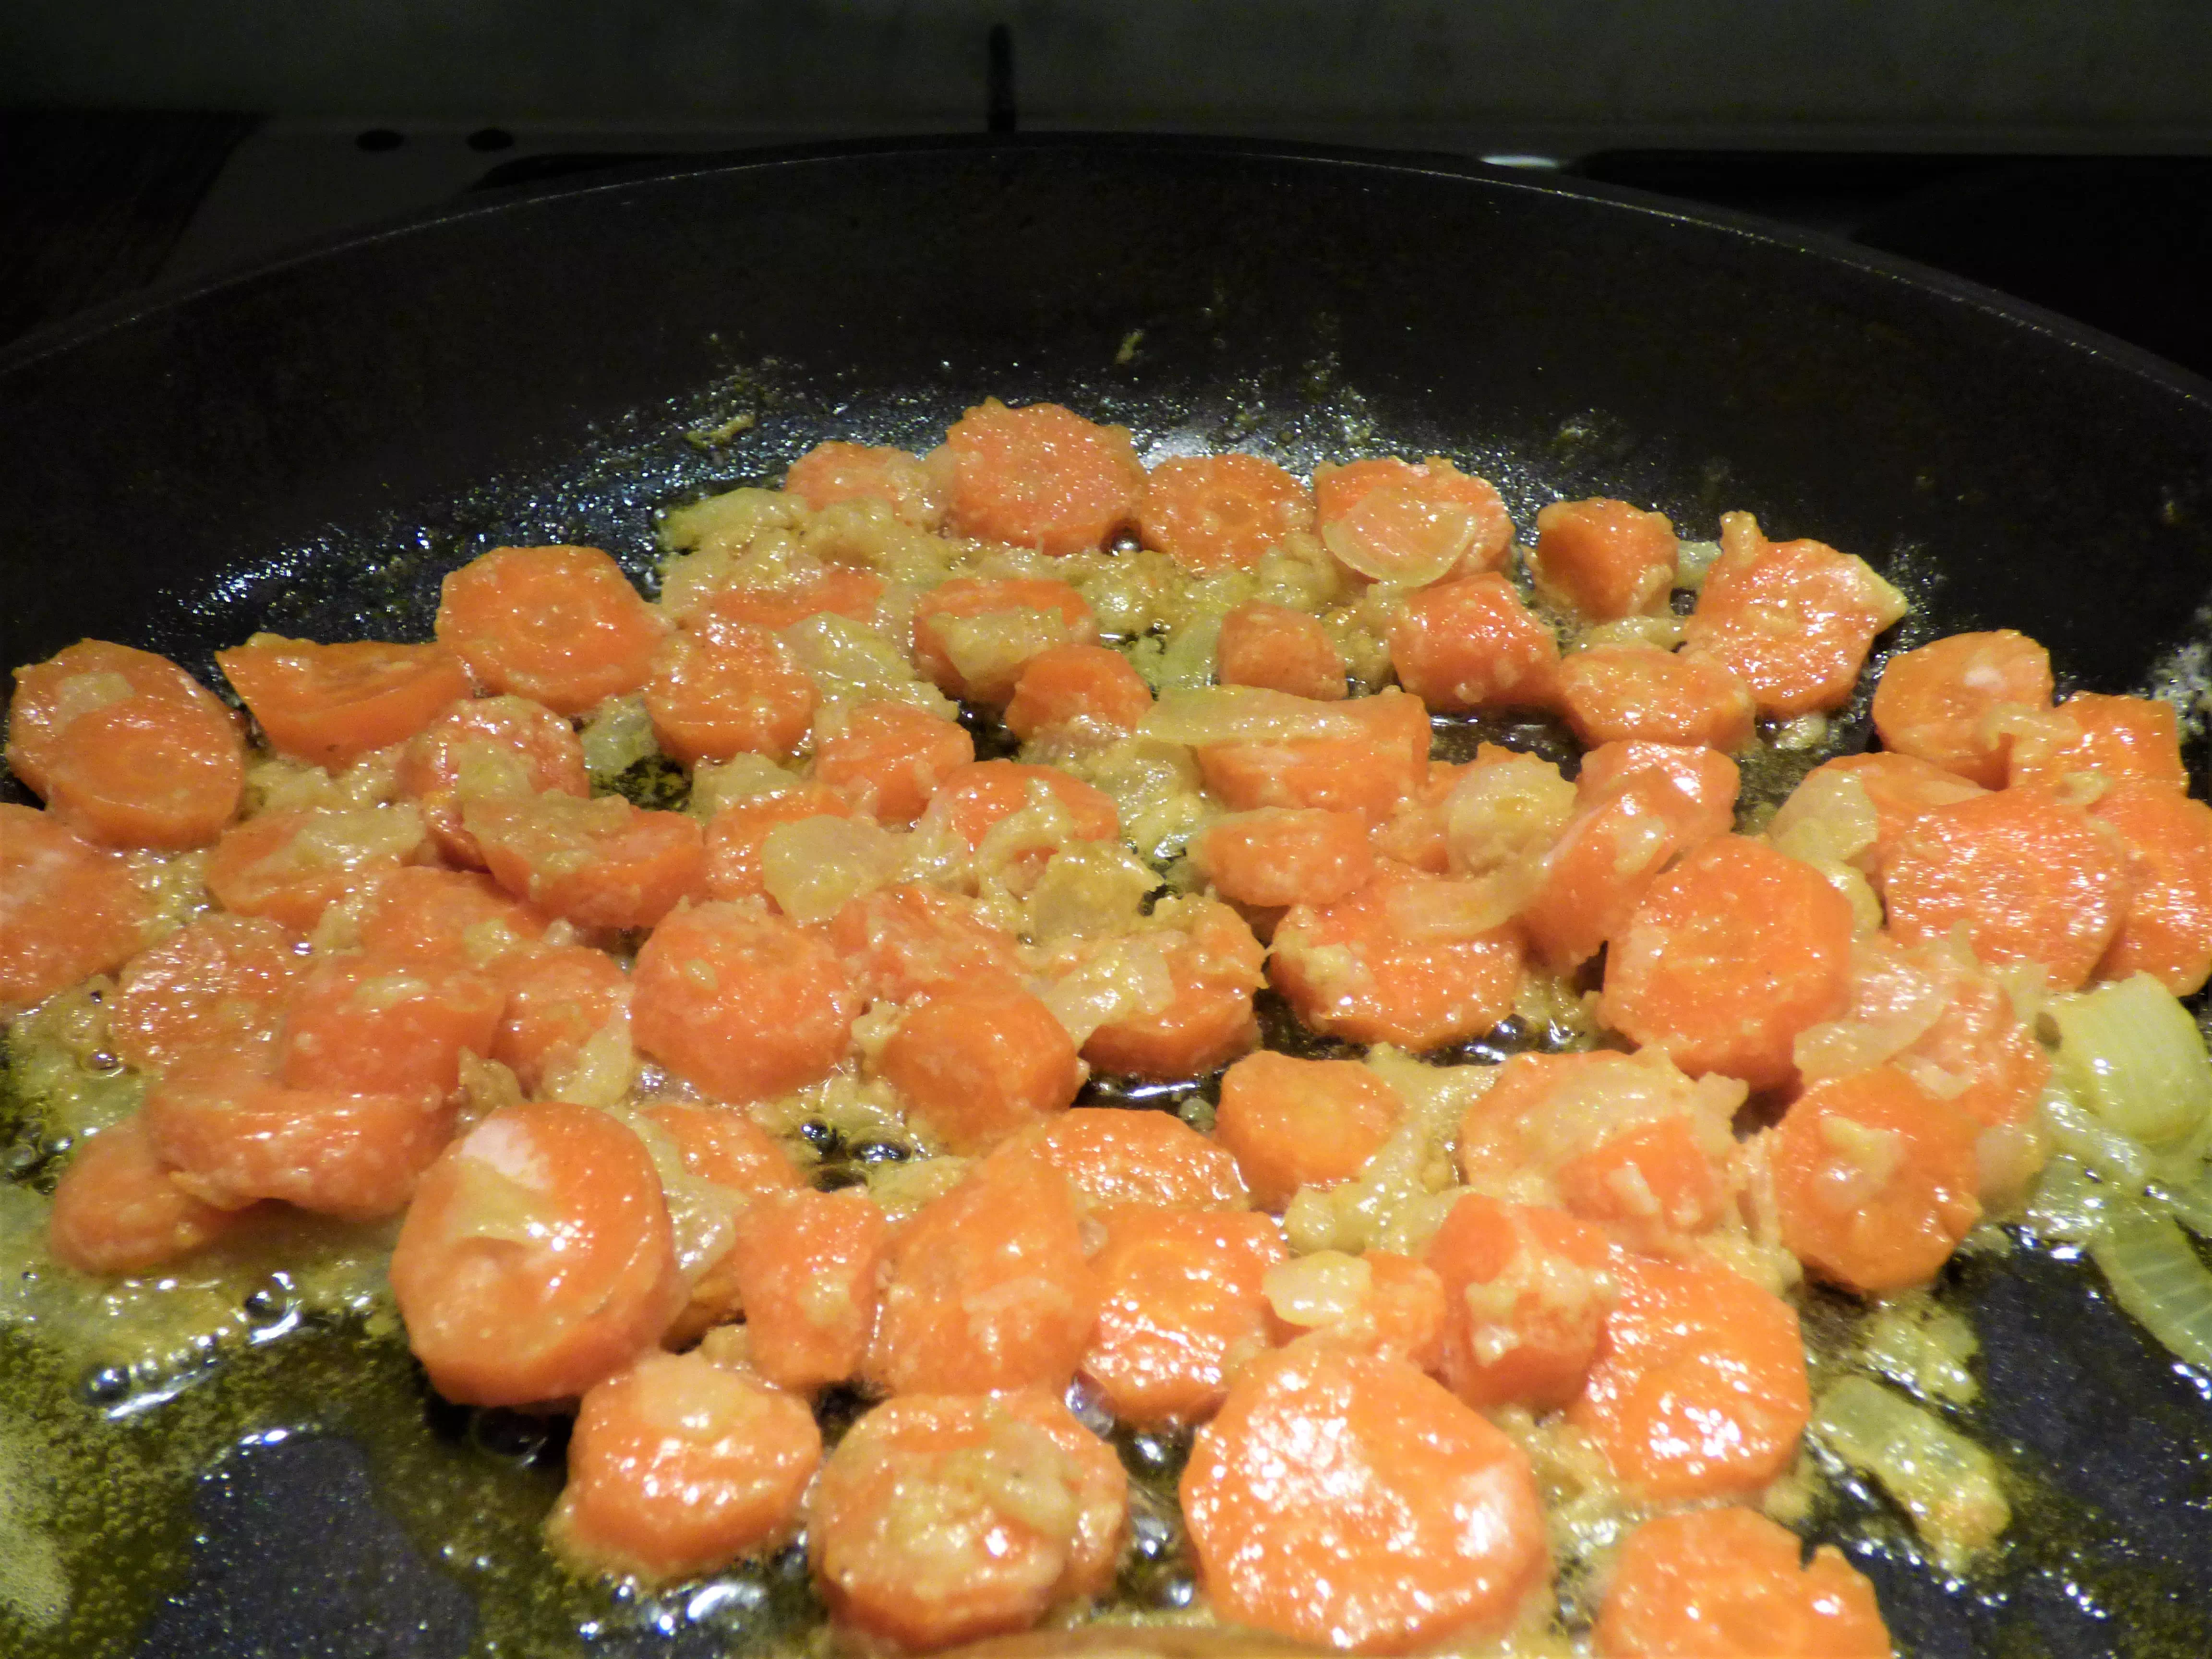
1139, 685, 1363, 747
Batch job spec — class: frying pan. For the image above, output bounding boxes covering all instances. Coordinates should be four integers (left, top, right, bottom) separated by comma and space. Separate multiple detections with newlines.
3, 136, 2211, 1659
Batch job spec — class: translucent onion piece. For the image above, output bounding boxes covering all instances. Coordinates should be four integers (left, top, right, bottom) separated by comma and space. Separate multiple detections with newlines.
2089, 1197, 2212, 1372
2050, 972, 2212, 1148
1810, 1374, 2010, 1571
2151, 1167, 2212, 1239
761, 815, 905, 925
2039, 1086, 2156, 1191
1139, 685, 1362, 747
2025, 1154, 2117, 1244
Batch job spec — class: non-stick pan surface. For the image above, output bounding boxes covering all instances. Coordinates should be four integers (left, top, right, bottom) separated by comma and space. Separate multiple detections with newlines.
3, 137, 2210, 1658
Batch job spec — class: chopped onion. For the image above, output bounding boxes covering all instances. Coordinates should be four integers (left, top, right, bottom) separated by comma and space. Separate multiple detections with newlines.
2039, 1085, 2156, 1191
2088, 1197, 2212, 1372
1139, 685, 1363, 747
2050, 973, 2212, 1148
2152, 1167, 2212, 1239
2024, 1154, 2118, 1244
761, 816, 904, 924
1810, 1374, 2010, 1571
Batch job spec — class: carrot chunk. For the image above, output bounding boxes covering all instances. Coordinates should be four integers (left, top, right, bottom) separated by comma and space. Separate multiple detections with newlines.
1386, 572, 1559, 713
1082, 897, 1265, 1080
1003, 642, 1153, 743
784, 440, 947, 527
1568, 1254, 1809, 1501
1575, 739, 1742, 825
108, 914, 312, 1071
824, 882, 1023, 1003
1215, 1051, 1400, 1211
632, 902, 857, 1102
547, 1349, 820, 1582
355, 865, 550, 970
396, 694, 588, 867
2007, 691, 2189, 793
1601, 835, 1853, 1089
1522, 765, 1733, 974
391, 1102, 681, 1405
1195, 687, 1430, 826
1190, 806, 1375, 910
1315, 457, 1514, 586
725, 1188, 889, 1393
940, 399, 1144, 555
1269, 865, 1526, 1050
39, 694, 244, 850
878, 980, 1083, 1154
1139, 453, 1314, 574
1181, 1345, 1548, 1651
642, 1102, 803, 1196
1883, 784, 2128, 991
1423, 1194, 1614, 1412
48, 1115, 247, 1275
702, 784, 853, 906
1555, 644, 1756, 751
144, 1054, 453, 1222
812, 700, 975, 826
912, 576, 1097, 706
217, 636, 472, 769
493, 944, 632, 1094
0, 804, 152, 1017
1265, 1250, 1448, 1370
203, 804, 425, 935
435, 545, 669, 716
2092, 780, 2212, 993
926, 758, 1121, 853
1794, 750, 1985, 887
864, 1150, 1098, 1396
1595, 1507, 1891, 1659
470, 793, 706, 932
1870, 628, 2054, 787
644, 621, 817, 765
1529, 498, 1678, 621
278, 951, 505, 1098
8, 639, 237, 801
682, 565, 888, 635
808, 1391, 1127, 1649
1009, 1106, 1251, 1211
1081, 1205, 1286, 1424
1214, 601, 1347, 702
1681, 512, 1907, 717
1772, 1066, 1983, 1294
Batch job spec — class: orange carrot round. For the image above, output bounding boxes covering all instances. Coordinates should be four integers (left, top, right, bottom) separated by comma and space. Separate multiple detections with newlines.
725, 1188, 889, 1393
354, 865, 550, 969
8, 639, 236, 800
1387, 572, 1559, 713
1195, 688, 1431, 825
911, 575, 1097, 705
644, 621, 817, 765
1003, 642, 1153, 743
1082, 897, 1265, 1080
1529, 498, 1678, 621
878, 979, 1083, 1154
1010, 1106, 1252, 1211
704, 784, 854, 905
940, 399, 1144, 555
1315, 457, 1513, 586
41, 694, 245, 850
1215, 1051, 1399, 1211
1870, 628, 2053, 787
0, 803, 151, 1017
435, 544, 669, 716
1082, 1205, 1286, 1423
278, 951, 505, 1099
217, 636, 472, 769
471, 793, 706, 932
813, 700, 975, 826
1424, 1194, 1614, 1412
1139, 453, 1314, 574
928, 758, 1120, 851
823, 882, 1022, 1003
48, 1115, 248, 1275
1555, 644, 1756, 752
396, 693, 588, 867
1521, 768, 1726, 974
1214, 601, 1348, 702
1594, 1507, 1891, 1659
682, 565, 888, 634
2091, 779, 2212, 994
491, 944, 632, 1094
108, 913, 312, 1072
2007, 691, 2189, 793
1190, 806, 1375, 910
203, 804, 425, 935
784, 440, 946, 526
1796, 750, 1985, 887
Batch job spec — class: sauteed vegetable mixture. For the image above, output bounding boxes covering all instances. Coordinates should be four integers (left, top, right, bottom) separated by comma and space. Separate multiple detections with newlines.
6, 398, 2212, 1656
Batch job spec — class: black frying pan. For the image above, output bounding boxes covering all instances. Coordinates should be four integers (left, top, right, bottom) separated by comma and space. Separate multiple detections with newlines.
3, 137, 2211, 1659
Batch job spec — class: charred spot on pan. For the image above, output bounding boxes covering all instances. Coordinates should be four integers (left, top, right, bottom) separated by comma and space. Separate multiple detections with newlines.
597, 753, 691, 813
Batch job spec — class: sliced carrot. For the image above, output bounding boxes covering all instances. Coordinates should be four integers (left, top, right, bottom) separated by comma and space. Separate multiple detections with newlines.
1600, 835, 1853, 1088
702, 784, 852, 906
1575, 740, 1741, 827
863, 1149, 1098, 1395
203, 804, 426, 935
1082, 897, 1265, 1080
1555, 1116, 1734, 1248
822, 882, 1023, 1003
682, 565, 888, 635
493, 944, 633, 1094
633, 902, 857, 1101
1215, 1050, 1400, 1211
1883, 784, 2128, 991
878, 980, 1082, 1154
8, 638, 235, 800
1555, 644, 1756, 752
1268, 1250, 1449, 1370
395, 693, 589, 867
390, 1101, 681, 1405
1081, 1205, 1286, 1424
1269, 864, 1526, 1050
547, 1348, 821, 1581
1370, 754, 1506, 874
0, 804, 152, 1017
725, 1188, 889, 1393
643, 621, 817, 766
1521, 767, 1731, 974
1594, 1507, 1891, 1659
1003, 642, 1153, 743
2090, 780, 2212, 993
1423, 1195, 1614, 1412
812, 700, 974, 826
470, 793, 706, 932
144, 1053, 454, 1221
355, 865, 550, 969
1195, 686, 1430, 825
911, 575, 1097, 706
47, 1115, 248, 1276
1009, 1106, 1251, 1211
217, 636, 473, 769
808, 1391, 1128, 1649
642, 1102, 803, 1195
939, 399, 1145, 555
1772, 1066, 1983, 1294
1190, 806, 1375, 910
2007, 691, 2189, 793
1528, 498, 1678, 621
40, 693, 244, 850
1386, 572, 1559, 713
926, 758, 1120, 851
784, 440, 947, 527
1869, 628, 2054, 787
1795, 750, 1985, 886
109, 914, 312, 1071
1181, 1345, 1548, 1651
1314, 456, 1514, 586
1138, 453, 1314, 574
1214, 601, 1347, 702
1568, 1253, 1809, 1501
434, 544, 669, 716
1681, 512, 1907, 717
278, 951, 505, 1098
